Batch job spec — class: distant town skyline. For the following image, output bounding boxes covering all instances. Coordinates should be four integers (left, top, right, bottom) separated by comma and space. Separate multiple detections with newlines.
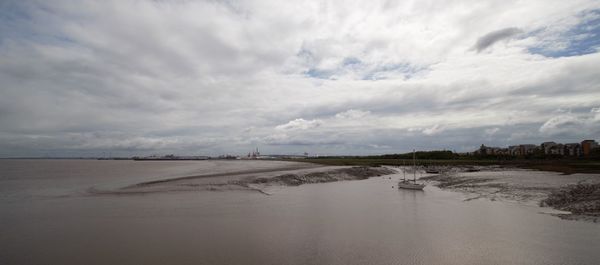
1, 0, 600, 157
474, 139, 598, 157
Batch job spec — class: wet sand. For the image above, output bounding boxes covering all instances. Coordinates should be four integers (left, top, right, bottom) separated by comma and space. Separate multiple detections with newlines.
87, 161, 600, 222
420, 167, 600, 221
91, 161, 395, 196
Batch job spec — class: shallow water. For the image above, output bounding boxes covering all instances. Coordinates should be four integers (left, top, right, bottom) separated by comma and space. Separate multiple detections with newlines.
1, 160, 599, 265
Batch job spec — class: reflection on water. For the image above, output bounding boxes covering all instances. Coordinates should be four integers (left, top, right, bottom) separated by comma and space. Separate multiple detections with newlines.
1, 160, 599, 265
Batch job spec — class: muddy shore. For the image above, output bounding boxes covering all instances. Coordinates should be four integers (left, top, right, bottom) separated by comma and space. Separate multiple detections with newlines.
296, 158, 600, 174
86, 160, 600, 222
91, 164, 395, 196
420, 167, 600, 222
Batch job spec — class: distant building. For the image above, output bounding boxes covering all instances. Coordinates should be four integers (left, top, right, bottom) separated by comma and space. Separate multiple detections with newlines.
519, 144, 537, 155
478, 144, 503, 155
564, 143, 581, 156
474, 140, 595, 158
244, 148, 262, 159
497, 148, 510, 155
508, 145, 520, 156
581, 140, 598, 156
549, 144, 564, 155
541, 142, 557, 155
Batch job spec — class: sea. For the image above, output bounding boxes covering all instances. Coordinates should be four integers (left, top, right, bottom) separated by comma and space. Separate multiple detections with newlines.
1, 159, 599, 265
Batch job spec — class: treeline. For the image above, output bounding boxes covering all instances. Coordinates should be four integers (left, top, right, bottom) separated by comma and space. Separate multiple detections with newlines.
314, 150, 458, 160
312, 149, 600, 160
369, 150, 457, 160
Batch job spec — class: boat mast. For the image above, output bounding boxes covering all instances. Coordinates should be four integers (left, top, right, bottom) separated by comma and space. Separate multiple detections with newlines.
413, 149, 416, 182
402, 159, 406, 181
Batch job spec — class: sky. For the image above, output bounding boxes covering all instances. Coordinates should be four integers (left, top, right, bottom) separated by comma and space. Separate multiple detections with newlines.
1, 0, 600, 157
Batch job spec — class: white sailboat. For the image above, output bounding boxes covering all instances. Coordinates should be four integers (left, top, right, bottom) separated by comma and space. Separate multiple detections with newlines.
398, 149, 426, 190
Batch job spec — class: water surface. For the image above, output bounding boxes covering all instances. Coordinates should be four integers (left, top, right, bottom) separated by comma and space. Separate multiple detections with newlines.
1, 160, 598, 265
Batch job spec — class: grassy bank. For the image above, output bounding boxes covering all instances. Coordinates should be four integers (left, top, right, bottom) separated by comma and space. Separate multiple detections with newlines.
290, 158, 600, 174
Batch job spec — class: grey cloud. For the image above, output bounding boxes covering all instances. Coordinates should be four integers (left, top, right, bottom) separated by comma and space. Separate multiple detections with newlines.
539, 110, 600, 137
257, 124, 560, 155
473, 27, 523, 52
539, 115, 583, 136
1, 1, 599, 157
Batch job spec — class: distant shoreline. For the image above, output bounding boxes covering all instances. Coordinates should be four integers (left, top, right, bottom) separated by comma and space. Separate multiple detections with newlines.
292, 158, 600, 175
3, 157, 599, 174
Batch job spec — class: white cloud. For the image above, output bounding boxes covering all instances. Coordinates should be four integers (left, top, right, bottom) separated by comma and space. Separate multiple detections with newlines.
1, 0, 600, 156
334, 109, 370, 120
591, 107, 600, 121
275, 118, 323, 131
485, 127, 500, 136
539, 115, 584, 136
422, 124, 445, 136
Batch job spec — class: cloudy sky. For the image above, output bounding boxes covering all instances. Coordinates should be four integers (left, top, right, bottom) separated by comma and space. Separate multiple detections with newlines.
1, 0, 600, 157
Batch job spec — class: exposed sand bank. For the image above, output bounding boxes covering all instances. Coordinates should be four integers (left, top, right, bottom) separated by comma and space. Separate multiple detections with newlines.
541, 183, 600, 221
89, 161, 395, 196
420, 167, 600, 222
85, 160, 600, 222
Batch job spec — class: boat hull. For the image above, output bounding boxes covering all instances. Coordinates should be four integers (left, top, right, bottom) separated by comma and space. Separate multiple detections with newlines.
397, 181, 425, 190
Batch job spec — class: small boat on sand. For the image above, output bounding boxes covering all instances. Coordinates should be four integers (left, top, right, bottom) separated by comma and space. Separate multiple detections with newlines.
398, 180, 426, 190
398, 150, 425, 190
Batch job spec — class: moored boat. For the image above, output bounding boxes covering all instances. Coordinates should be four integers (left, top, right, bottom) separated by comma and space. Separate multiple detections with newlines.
398, 180, 426, 190
398, 149, 425, 191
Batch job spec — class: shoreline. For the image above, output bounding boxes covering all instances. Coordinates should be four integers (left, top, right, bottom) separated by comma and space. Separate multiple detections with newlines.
90, 163, 396, 196
293, 158, 600, 175
84, 159, 600, 222
419, 167, 600, 222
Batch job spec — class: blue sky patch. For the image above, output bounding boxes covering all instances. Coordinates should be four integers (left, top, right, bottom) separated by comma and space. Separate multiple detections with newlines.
0, 1, 32, 43
362, 63, 426, 80
305, 68, 336, 79
529, 9, 600, 57
342, 57, 361, 66
304, 57, 364, 79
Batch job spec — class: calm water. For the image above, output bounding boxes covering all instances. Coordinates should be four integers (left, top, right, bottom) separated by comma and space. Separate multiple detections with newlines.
1, 160, 599, 265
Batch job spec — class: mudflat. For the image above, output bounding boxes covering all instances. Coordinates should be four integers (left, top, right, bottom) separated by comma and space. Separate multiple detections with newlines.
112, 163, 395, 195
420, 166, 600, 221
